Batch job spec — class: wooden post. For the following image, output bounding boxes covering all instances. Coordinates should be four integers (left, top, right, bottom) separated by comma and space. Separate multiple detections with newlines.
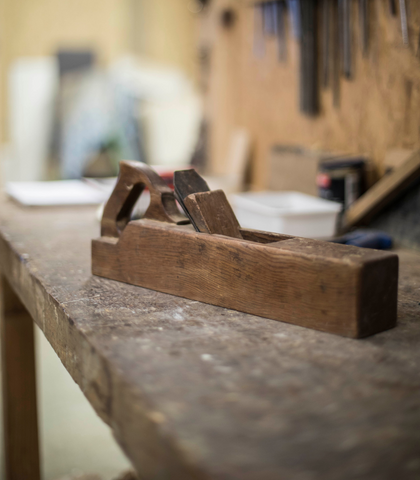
1, 275, 41, 480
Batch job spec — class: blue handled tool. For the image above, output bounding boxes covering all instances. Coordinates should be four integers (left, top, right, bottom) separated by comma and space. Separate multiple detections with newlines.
330, 229, 393, 250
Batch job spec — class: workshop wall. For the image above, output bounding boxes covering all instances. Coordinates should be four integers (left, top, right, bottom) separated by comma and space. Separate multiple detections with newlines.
0, 0, 131, 143
202, 0, 420, 189
130, 0, 198, 83
0, 0, 198, 185
0, 0, 198, 143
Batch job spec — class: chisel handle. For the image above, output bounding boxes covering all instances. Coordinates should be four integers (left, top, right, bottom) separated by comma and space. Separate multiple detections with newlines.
389, 0, 397, 16
101, 160, 187, 238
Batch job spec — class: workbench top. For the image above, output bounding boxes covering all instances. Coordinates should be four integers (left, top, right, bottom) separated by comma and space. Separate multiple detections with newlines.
0, 197, 419, 480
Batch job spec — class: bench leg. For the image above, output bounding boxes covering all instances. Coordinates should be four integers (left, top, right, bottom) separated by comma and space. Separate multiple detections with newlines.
1, 275, 41, 480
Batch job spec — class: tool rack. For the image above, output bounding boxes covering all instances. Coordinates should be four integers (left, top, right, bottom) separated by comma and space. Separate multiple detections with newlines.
198, 0, 420, 189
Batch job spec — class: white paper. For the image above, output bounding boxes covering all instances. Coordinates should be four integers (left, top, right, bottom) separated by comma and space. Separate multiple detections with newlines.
6, 180, 112, 206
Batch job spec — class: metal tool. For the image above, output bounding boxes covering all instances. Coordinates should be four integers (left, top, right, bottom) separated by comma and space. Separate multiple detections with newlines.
322, 0, 330, 88
389, 0, 397, 16
299, 0, 318, 116
276, 1, 287, 61
253, 3, 265, 58
272, 1, 279, 36
174, 169, 210, 232
399, 0, 408, 46
359, 0, 368, 56
332, 0, 340, 107
288, 0, 301, 39
263, 2, 275, 35
341, 0, 352, 79
330, 229, 393, 250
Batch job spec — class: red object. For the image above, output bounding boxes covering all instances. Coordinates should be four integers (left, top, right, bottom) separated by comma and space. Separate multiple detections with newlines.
153, 165, 194, 190
316, 173, 331, 189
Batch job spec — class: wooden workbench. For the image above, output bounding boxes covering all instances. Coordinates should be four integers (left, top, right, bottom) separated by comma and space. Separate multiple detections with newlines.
1, 197, 420, 480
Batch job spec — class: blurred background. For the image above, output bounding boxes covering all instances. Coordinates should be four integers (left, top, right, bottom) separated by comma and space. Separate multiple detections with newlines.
3, 0, 420, 244
1, 2, 201, 479
2, 0, 420, 478
0, 0, 201, 183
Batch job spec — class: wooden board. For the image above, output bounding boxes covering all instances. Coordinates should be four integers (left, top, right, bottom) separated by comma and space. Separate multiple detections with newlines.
267, 145, 321, 195
92, 219, 398, 338
1, 275, 41, 480
1, 197, 420, 479
344, 149, 420, 227
383, 149, 414, 174
202, 0, 420, 189
96, 160, 398, 338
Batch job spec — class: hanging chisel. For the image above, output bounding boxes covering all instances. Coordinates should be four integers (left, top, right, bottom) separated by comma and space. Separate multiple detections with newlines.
399, 0, 408, 46
300, 0, 319, 116
276, 1, 287, 61
359, 0, 368, 56
270, 2, 286, 61
332, 0, 340, 107
322, 0, 330, 88
272, 1, 279, 36
263, 2, 275, 35
288, 0, 302, 40
342, 0, 352, 79
253, 3, 265, 58
389, 0, 397, 16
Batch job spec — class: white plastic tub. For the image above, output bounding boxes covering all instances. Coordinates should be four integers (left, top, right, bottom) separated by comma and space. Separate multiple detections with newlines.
231, 191, 342, 238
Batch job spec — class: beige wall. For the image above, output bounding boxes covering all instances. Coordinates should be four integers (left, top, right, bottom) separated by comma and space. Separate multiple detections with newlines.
130, 0, 198, 83
0, 0, 198, 143
0, 0, 132, 142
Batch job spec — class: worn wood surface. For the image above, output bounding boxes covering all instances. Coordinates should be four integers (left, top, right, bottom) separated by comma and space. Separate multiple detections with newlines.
1, 196, 420, 479
1, 275, 41, 480
96, 161, 397, 337
93, 219, 397, 338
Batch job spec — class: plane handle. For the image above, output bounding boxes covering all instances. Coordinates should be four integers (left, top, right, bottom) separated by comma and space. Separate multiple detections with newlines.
101, 160, 187, 237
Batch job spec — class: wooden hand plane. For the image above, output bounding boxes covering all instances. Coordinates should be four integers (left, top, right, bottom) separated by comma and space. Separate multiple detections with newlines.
92, 161, 398, 338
